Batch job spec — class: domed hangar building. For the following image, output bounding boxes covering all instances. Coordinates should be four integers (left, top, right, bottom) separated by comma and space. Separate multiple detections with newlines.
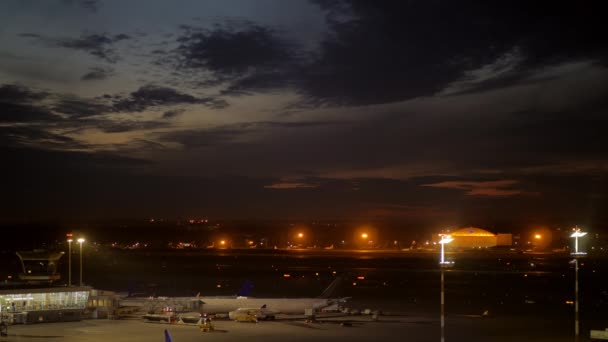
449, 227, 512, 248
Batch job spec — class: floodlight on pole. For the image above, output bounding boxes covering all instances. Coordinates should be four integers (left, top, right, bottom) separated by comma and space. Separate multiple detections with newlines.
438, 233, 454, 342
569, 226, 587, 342
77, 238, 85, 286
439, 235, 454, 265
67, 239, 73, 287
570, 228, 587, 256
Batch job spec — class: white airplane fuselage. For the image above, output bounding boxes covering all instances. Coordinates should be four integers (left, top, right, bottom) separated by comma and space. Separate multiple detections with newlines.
119, 296, 338, 315
198, 296, 332, 314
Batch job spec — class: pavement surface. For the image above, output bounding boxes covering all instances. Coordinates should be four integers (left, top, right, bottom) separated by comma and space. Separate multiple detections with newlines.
2, 311, 588, 342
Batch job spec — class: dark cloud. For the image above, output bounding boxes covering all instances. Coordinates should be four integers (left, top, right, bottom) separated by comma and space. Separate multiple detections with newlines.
56, 33, 125, 63
170, 22, 300, 93
0, 126, 83, 149
94, 119, 169, 133
21, 32, 131, 63
0, 102, 57, 123
444, 71, 558, 97
220, 69, 299, 97
113, 34, 131, 41
297, 1, 608, 105
422, 179, 539, 197
0, 84, 55, 123
0, 84, 48, 102
0, 84, 175, 134
175, 23, 294, 75
52, 98, 112, 118
162, 108, 185, 119
173, 2, 607, 106
113, 85, 227, 112
81, 67, 114, 81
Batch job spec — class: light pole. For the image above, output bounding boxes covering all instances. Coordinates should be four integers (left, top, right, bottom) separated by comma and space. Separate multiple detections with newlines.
77, 238, 85, 286
439, 234, 454, 342
67, 238, 73, 287
570, 227, 587, 342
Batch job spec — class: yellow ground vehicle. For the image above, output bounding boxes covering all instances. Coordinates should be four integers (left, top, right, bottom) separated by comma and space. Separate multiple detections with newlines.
234, 311, 258, 323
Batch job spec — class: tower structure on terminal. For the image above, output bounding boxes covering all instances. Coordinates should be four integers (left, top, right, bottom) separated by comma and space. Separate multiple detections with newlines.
15, 250, 65, 284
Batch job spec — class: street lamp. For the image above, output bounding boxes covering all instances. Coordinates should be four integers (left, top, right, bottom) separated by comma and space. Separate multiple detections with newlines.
570, 228, 587, 256
570, 227, 587, 342
439, 235, 454, 265
361, 233, 368, 239
77, 238, 85, 286
297, 233, 304, 238
439, 234, 454, 342
67, 238, 73, 287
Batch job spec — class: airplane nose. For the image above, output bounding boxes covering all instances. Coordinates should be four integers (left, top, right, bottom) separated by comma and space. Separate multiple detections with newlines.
228, 311, 235, 320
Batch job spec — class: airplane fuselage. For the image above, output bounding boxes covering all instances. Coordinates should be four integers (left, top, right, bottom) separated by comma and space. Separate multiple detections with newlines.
198, 297, 331, 314
119, 296, 334, 315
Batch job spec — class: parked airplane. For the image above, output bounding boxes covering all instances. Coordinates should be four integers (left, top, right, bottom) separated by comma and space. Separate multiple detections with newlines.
194, 277, 348, 315
121, 277, 348, 316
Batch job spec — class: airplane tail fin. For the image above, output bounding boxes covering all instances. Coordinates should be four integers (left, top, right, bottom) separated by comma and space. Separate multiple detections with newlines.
261, 304, 267, 309
164, 329, 173, 342
318, 276, 343, 298
236, 280, 254, 297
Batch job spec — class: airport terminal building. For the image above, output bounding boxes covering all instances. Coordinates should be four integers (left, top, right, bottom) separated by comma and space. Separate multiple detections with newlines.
0, 286, 89, 324
0, 250, 92, 324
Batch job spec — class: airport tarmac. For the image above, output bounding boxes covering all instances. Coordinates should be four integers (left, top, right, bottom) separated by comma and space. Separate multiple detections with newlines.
3, 250, 605, 340
4, 311, 581, 342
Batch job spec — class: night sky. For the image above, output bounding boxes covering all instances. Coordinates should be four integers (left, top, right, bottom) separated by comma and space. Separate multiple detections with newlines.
1, 1, 607, 229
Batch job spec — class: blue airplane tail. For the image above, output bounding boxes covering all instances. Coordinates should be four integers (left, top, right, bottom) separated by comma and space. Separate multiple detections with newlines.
236, 280, 254, 297
164, 329, 173, 342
